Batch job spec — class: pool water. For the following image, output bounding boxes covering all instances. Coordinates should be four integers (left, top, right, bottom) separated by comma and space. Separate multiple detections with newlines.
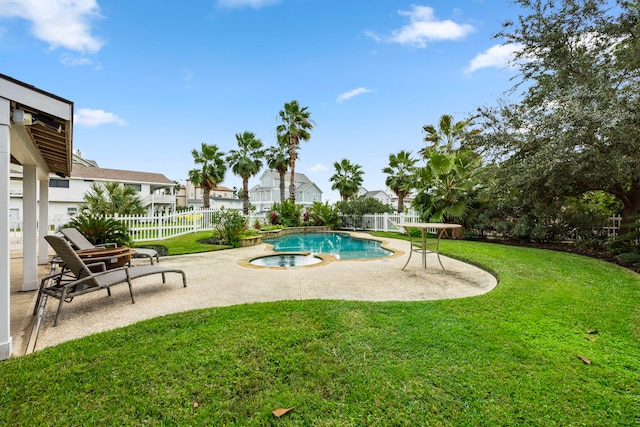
264, 232, 392, 260
250, 254, 322, 267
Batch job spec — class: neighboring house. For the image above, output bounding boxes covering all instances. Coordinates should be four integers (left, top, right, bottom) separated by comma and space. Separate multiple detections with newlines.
250, 170, 324, 213
9, 151, 176, 225
179, 181, 242, 210
357, 187, 393, 206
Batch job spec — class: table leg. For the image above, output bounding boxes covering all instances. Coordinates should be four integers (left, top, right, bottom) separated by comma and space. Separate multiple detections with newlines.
401, 229, 413, 270
435, 229, 448, 273
421, 229, 427, 274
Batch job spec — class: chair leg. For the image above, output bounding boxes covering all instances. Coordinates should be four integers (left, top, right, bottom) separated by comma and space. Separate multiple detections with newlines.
161, 272, 166, 283
53, 289, 68, 327
127, 280, 136, 304
181, 272, 187, 287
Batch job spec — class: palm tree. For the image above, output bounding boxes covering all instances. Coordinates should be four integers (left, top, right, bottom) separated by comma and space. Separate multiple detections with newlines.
276, 100, 314, 202
227, 131, 264, 214
420, 114, 480, 157
330, 158, 364, 201
265, 131, 290, 203
79, 181, 145, 215
188, 143, 227, 209
412, 149, 482, 223
383, 150, 417, 213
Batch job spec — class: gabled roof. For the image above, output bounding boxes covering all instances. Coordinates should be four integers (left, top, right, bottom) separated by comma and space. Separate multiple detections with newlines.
364, 190, 390, 199
296, 182, 322, 193
260, 169, 311, 184
71, 164, 173, 186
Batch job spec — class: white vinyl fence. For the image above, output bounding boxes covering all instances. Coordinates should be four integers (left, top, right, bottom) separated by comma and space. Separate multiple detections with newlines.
8, 211, 625, 251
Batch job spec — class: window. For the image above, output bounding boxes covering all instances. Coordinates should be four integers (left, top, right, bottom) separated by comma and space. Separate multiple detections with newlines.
49, 178, 69, 188
125, 184, 142, 192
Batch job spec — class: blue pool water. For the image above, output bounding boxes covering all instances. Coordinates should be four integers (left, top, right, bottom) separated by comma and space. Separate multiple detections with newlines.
264, 232, 392, 260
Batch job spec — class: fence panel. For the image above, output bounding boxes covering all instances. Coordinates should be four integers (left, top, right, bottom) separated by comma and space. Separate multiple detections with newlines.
5, 213, 627, 249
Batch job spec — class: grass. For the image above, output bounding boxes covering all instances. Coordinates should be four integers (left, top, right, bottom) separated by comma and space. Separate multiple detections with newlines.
1, 235, 639, 425
133, 230, 231, 255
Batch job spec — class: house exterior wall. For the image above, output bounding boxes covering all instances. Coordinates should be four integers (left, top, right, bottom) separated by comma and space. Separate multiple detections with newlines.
9, 174, 175, 224
250, 170, 323, 213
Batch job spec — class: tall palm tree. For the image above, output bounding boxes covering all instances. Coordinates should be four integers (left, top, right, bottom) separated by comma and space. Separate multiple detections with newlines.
265, 131, 290, 203
227, 131, 264, 214
420, 114, 480, 157
330, 158, 364, 201
79, 181, 145, 216
188, 143, 227, 209
276, 100, 314, 202
383, 150, 417, 213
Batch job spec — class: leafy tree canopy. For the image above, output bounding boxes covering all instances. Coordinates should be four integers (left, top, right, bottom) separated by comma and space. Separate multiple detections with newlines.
471, 0, 640, 229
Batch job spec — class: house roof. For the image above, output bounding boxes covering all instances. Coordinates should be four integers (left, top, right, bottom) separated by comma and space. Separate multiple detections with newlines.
261, 169, 311, 184
71, 164, 174, 186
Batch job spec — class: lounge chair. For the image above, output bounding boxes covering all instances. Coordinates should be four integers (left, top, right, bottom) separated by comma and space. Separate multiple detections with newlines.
35, 235, 187, 326
60, 227, 160, 265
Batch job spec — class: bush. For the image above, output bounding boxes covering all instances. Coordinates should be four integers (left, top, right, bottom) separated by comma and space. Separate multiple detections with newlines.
308, 202, 341, 228
211, 208, 247, 248
63, 213, 132, 247
268, 201, 303, 227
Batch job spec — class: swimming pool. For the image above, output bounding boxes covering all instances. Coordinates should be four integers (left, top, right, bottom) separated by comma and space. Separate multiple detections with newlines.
263, 232, 392, 260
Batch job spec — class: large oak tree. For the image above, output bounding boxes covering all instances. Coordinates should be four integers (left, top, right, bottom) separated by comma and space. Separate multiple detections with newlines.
473, 0, 640, 232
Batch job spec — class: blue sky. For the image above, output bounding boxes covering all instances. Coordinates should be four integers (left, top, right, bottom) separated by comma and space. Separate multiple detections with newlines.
1, 0, 522, 202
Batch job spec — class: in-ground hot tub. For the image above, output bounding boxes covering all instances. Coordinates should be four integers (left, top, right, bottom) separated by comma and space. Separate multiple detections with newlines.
250, 253, 323, 268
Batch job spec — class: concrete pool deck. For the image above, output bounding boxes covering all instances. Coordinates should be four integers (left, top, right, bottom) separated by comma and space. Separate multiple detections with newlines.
11, 233, 497, 356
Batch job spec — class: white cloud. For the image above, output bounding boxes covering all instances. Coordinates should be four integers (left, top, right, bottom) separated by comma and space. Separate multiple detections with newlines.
74, 108, 126, 127
217, 0, 280, 9
368, 5, 474, 48
309, 163, 327, 172
0, 0, 104, 53
465, 43, 522, 74
60, 54, 94, 67
336, 87, 374, 103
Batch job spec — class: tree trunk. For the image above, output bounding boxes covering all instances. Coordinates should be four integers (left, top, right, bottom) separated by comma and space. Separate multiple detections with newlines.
620, 193, 640, 237
203, 186, 211, 209
242, 177, 249, 215
397, 192, 405, 213
289, 158, 296, 203
279, 170, 286, 203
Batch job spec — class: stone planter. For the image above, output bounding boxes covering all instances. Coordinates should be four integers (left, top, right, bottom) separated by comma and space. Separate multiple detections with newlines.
238, 235, 262, 247
259, 229, 284, 239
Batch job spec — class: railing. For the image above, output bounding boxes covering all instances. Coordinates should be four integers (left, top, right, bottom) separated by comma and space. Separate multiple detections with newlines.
602, 215, 622, 237
341, 212, 421, 231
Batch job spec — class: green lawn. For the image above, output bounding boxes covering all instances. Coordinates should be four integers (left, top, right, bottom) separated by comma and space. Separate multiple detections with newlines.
133, 230, 231, 255
1, 237, 639, 425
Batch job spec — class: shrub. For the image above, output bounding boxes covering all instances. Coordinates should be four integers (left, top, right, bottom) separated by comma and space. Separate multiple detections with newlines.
239, 228, 260, 238
63, 213, 132, 247
211, 208, 247, 248
309, 202, 341, 228
268, 201, 303, 227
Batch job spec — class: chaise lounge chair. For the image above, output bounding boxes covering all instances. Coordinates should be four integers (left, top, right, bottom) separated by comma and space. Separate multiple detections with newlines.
35, 235, 187, 326
60, 227, 160, 265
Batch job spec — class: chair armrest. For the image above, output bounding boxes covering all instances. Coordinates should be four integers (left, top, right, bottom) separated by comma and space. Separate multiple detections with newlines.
85, 261, 107, 272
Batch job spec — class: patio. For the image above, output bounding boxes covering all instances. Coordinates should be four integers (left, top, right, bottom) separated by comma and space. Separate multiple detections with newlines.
11, 235, 497, 356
